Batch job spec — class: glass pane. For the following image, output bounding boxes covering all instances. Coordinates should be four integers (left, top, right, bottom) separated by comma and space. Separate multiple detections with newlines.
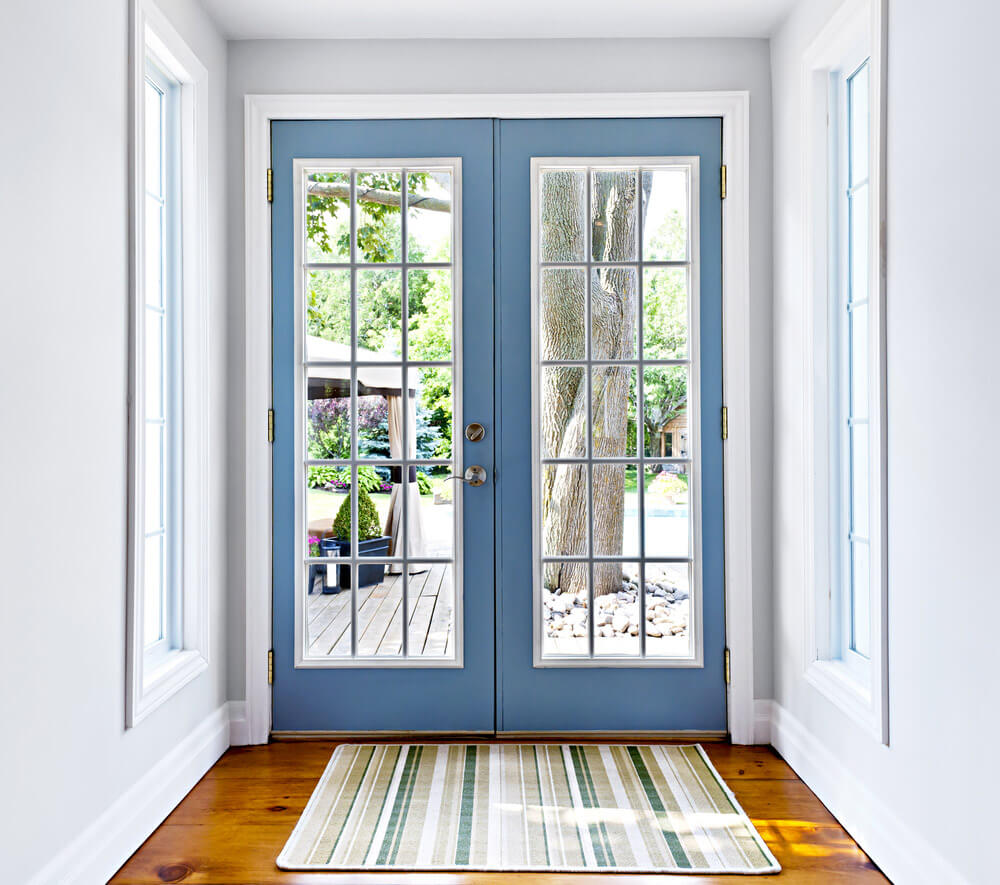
357, 269, 402, 360
541, 366, 586, 458
850, 302, 869, 418
591, 169, 638, 262
542, 464, 588, 557
641, 168, 688, 261
354, 564, 400, 656
144, 80, 162, 196
542, 561, 589, 656
356, 386, 393, 460
643, 366, 689, 457
644, 464, 691, 558
305, 171, 351, 263
306, 383, 351, 460
644, 562, 691, 657
539, 169, 586, 262
849, 63, 870, 185
306, 476, 351, 557
408, 268, 452, 361
145, 309, 163, 420
592, 463, 639, 557
144, 197, 162, 307
407, 170, 452, 262
145, 423, 163, 531
851, 425, 869, 538
591, 366, 636, 458
305, 569, 353, 657
591, 267, 637, 359
408, 563, 455, 656
595, 562, 641, 656
851, 541, 871, 657
408, 366, 452, 460
143, 534, 163, 645
540, 268, 586, 360
355, 170, 402, 263
643, 267, 688, 359
406, 469, 453, 559
850, 183, 870, 302
306, 269, 352, 357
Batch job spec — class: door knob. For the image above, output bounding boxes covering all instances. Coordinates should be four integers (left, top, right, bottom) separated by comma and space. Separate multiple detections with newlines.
465, 422, 486, 442
445, 465, 488, 487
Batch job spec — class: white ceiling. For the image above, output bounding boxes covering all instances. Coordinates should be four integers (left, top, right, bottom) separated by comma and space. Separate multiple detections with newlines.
202, 0, 796, 41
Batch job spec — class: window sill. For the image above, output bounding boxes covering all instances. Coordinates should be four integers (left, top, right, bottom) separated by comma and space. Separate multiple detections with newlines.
129, 648, 208, 727
805, 658, 883, 741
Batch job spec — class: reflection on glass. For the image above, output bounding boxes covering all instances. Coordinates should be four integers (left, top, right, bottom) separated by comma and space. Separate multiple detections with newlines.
850, 303, 869, 418
592, 464, 639, 557
542, 560, 589, 657
644, 464, 691, 559
643, 366, 689, 458
408, 268, 452, 361
541, 367, 586, 458
643, 267, 688, 359
641, 168, 688, 261
851, 425, 869, 538
851, 542, 870, 657
407, 170, 452, 262
595, 562, 641, 656
144, 534, 163, 644
541, 268, 586, 360
592, 366, 636, 457
407, 563, 455, 656
644, 562, 691, 657
305, 171, 351, 263
591, 169, 638, 262
539, 169, 586, 262
145, 423, 162, 529
591, 267, 637, 359
543, 464, 588, 557
356, 170, 402, 263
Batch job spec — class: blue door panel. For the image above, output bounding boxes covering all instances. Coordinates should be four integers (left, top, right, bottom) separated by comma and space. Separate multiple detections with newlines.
495, 118, 726, 732
271, 119, 496, 732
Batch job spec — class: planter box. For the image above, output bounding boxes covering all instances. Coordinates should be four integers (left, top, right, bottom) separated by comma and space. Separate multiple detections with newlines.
332, 536, 390, 589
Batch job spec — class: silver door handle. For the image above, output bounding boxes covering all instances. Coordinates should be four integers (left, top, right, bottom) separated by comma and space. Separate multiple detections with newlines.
445, 465, 488, 487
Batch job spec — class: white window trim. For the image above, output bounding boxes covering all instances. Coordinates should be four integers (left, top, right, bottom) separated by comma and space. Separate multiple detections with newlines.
529, 156, 704, 669
126, 0, 210, 727
801, 0, 889, 743
291, 157, 465, 669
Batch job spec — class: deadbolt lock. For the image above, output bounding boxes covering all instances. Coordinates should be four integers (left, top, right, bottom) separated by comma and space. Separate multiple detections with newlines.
465, 422, 486, 442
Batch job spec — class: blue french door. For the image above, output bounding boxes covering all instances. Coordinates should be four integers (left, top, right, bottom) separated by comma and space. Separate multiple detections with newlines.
271, 116, 725, 734
495, 118, 726, 732
270, 120, 496, 731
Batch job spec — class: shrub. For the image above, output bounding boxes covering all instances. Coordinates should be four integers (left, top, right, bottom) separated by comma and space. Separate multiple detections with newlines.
416, 471, 433, 495
332, 488, 382, 541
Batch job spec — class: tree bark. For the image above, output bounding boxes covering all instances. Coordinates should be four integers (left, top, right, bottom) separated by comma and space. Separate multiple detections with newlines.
307, 182, 450, 213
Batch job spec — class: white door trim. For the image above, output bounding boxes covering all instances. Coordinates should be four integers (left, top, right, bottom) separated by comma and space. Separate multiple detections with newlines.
243, 91, 755, 745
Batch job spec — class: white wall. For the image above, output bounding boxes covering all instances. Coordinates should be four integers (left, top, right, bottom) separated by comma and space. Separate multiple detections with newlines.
0, 0, 229, 882
770, 1, 1000, 882
224, 36, 776, 704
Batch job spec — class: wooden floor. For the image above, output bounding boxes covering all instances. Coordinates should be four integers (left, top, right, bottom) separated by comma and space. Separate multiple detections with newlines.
308, 564, 453, 657
111, 740, 887, 884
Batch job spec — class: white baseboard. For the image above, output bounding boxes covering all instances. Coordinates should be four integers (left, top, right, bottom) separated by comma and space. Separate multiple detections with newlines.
752, 698, 772, 744
768, 701, 970, 885
228, 699, 250, 745
27, 703, 230, 885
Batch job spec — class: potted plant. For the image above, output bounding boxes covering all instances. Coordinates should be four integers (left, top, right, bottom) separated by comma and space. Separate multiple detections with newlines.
331, 488, 390, 588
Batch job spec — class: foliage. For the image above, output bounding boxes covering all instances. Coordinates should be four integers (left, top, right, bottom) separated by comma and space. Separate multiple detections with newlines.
416, 470, 433, 495
307, 465, 340, 489
308, 464, 391, 494
332, 488, 382, 541
308, 535, 322, 556
650, 471, 688, 499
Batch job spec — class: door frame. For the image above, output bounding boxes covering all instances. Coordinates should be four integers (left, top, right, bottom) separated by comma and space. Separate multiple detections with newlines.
242, 91, 755, 745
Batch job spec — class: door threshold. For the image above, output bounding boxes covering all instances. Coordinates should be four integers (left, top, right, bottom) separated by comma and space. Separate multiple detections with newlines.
271, 730, 728, 742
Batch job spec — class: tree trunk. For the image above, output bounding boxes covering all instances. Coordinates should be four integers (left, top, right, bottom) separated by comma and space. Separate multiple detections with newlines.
541, 170, 649, 597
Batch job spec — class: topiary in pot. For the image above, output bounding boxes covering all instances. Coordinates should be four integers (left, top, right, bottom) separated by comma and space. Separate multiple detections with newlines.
331, 488, 388, 588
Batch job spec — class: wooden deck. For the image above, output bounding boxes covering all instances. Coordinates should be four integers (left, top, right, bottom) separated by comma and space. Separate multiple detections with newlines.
307, 564, 454, 657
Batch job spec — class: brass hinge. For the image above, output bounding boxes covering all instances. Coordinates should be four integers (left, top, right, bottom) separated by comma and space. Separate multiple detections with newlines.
267, 168, 273, 203
724, 647, 731, 684
721, 406, 728, 441
720, 164, 727, 200
267, 408, 275, 443
267, 649, 274, 685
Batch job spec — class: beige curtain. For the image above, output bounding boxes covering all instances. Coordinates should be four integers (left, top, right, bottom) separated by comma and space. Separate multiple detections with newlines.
384, 393, 426, 574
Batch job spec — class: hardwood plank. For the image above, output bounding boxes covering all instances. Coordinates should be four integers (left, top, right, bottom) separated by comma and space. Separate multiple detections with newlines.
111, 742, 887, 885
424, 565, 453, 655
356, 574, 403, 656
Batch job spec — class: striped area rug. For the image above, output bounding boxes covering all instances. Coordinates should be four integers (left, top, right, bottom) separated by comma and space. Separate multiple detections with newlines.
277, 744, 780, 873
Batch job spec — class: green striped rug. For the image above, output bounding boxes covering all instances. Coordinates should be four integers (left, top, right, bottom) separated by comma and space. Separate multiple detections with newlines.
277, 744, 780, 873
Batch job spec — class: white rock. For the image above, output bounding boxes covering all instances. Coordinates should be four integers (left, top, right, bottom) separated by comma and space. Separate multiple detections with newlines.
647, 625, 664, 637
612, 613, 630, 632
